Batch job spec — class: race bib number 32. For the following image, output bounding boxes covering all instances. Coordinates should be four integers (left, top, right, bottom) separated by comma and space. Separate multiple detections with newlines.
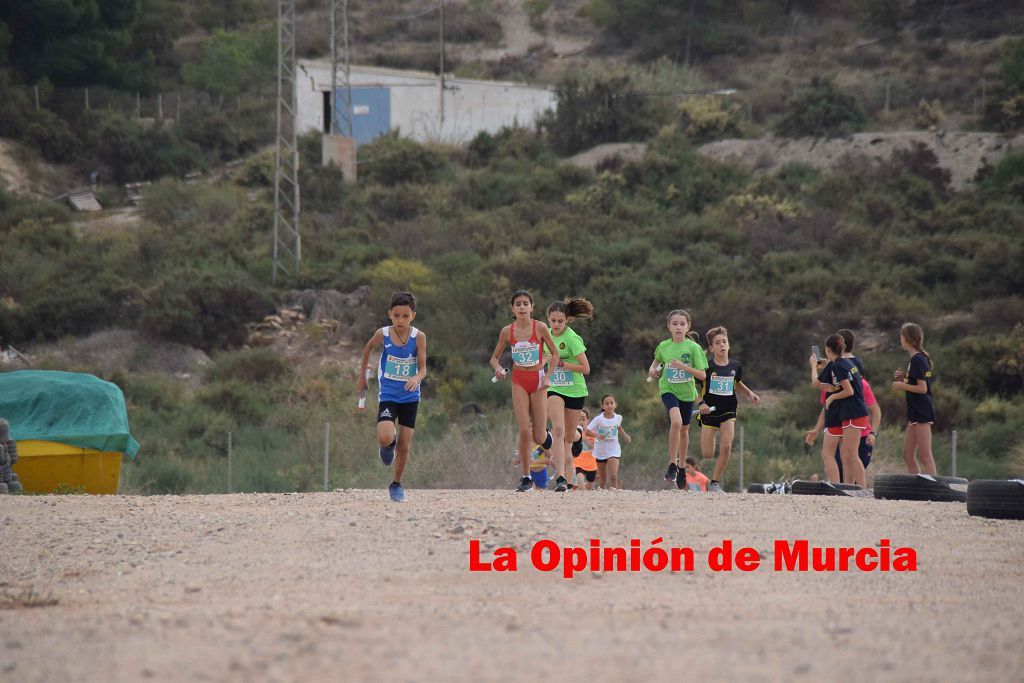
512, 342, 540, 366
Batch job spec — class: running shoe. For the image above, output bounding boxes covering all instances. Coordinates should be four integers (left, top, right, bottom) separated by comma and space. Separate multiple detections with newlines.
516, 475, 533, 492
388, 482, 405, 502
554, 476, 568, 492
664, 462, 679, 482
675, 466, 687, 490
708, 481, 725, 493
379, 438, 396, 466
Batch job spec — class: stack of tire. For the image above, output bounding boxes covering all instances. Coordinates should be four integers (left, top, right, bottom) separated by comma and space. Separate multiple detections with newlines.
873, 474, 967, 503
966, 480, 1024, 520
0, 418, 23, 494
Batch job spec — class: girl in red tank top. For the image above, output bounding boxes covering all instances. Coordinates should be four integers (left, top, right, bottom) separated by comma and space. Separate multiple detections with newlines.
490, 290, 559, 492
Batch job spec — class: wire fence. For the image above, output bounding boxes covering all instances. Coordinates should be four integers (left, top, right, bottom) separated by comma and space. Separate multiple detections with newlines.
117, 407, 966, 496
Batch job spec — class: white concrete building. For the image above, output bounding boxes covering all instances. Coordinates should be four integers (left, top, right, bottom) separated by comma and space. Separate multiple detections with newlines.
296, 60, 556, 146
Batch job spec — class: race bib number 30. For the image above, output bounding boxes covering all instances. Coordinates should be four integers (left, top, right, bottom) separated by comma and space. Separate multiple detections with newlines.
550, 369, 574, 387
384, 355, 416, 381
512, 342, 540, 366
666, 367, 692, 383
709, 376, 735, 396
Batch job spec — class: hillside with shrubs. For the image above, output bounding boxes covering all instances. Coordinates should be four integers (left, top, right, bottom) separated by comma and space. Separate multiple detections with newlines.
1, 1, 1023, 493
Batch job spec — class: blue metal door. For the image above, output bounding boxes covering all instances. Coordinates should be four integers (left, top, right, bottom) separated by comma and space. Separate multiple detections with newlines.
334, 87, 391, 145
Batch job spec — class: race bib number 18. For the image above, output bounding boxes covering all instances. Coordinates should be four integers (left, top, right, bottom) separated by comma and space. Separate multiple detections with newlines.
384, 355, 416, 381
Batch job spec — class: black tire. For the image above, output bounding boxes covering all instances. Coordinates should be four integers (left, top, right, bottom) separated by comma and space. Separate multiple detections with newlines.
5, 440, 17, 464
935, 475, 967, 485
873, 473, 966, 502
967, 479, 1024, 520
791, 480, 861, 496
747, 483, 770, 493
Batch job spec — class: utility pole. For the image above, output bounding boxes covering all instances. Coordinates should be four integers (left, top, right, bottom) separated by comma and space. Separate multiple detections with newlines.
439, 0, 445, 126
331, 0, 353, 139
273, 0, 301, 285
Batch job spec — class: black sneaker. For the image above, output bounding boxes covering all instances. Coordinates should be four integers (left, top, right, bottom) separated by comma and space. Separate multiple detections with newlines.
516, 475, 533, 492
675, 466, 687, 490
664, 462, 679, 481
554, 476, 568, 492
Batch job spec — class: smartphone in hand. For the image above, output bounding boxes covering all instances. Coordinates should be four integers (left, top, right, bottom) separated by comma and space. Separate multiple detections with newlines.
811, 345, 823, 362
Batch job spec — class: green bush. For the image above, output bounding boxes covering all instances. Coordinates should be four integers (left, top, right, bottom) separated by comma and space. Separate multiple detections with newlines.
359, 132, 451, 186
207, 348, 292, 385
674, 96, 745, 143
774, 77, 867, 138
979, 153, 1024, 202
139, 270, 274, 350
539, 75, 657, 156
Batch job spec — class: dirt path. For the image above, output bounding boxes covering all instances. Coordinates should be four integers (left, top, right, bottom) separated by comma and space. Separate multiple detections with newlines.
471, 0, 590, 61
2, 490, 1022, 681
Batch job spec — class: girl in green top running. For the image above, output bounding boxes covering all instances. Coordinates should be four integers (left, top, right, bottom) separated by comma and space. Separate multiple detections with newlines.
648, 309, 708, 485
546, 297, 594, 493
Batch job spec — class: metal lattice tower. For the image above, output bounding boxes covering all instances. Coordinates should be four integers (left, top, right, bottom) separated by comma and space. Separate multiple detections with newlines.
273, 0, 300, 285
331, 0, 354, 139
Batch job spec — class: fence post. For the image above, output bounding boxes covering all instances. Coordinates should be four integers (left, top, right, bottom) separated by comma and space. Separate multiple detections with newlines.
323, 422, 331, 492
951, 429, 957, 478
34, 85, 40, 111
135, 92, 140, 118
738, 426, 744, 492
158, 93, 163, 121
227, 431, 233, 494
85, 87, 90, 112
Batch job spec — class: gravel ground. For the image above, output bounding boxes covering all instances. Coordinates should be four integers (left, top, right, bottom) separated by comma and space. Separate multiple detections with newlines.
2, 489, 1022, 682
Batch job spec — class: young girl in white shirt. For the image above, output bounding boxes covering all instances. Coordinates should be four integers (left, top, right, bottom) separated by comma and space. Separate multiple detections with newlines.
586, 394, 632, 489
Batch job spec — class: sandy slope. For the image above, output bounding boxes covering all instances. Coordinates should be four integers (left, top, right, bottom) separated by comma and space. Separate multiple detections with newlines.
1, 489, 1022, 682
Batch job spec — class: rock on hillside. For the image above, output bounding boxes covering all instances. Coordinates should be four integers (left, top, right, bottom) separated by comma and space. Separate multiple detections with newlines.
698, 132, 1024, 191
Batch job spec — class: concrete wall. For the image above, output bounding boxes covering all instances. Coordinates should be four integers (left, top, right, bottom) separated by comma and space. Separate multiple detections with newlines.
296, 61, 556, 144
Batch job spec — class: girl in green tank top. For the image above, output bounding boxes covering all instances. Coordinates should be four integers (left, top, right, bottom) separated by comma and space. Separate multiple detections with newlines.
545, 298, 594, 492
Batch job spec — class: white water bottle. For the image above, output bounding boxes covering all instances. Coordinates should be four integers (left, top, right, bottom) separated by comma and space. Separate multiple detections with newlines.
647, 363, 663, 382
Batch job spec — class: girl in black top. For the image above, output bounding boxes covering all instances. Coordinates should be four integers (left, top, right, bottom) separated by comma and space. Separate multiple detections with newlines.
891, 322, 937, 475
818, 334, 869, 487
694, 326, 760, 492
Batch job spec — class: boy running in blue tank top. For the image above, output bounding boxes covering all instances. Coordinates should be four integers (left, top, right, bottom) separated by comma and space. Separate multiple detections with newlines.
357, 292, 427, 502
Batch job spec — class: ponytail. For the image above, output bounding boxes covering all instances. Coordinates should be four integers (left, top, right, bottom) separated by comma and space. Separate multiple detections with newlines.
548, 297, 594, 321
900, 322, 932, 369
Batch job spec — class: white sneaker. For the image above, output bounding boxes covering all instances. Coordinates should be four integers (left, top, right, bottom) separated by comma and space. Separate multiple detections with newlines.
708, 481, 725, 493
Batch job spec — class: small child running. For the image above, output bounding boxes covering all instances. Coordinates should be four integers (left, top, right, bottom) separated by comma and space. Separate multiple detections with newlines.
572, 409, 597, 490
586, 394, 632, 489
356, 292, 427, 502
512, 440, 551, 490
694, 326, 760, 492
682, 457, 709, 492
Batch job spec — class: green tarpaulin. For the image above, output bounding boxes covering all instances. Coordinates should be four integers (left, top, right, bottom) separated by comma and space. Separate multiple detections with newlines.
0, 370, 140, 457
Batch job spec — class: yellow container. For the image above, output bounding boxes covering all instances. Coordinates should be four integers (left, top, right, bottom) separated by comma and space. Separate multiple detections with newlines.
12, 440, 122, 494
